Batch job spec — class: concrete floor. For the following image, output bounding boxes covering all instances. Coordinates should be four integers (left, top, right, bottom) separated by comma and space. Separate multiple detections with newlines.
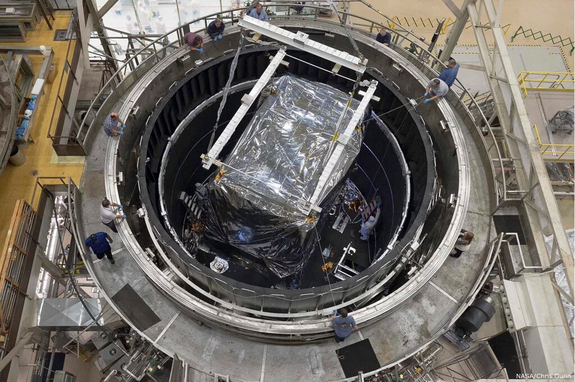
350, 0, 574, 59
70, 24, 499, 381
0, 12, 84, 251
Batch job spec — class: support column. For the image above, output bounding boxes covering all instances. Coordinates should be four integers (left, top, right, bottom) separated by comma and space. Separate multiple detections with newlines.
76, 0, 92, 69
483, 0, 574, 296
438, 0, 475, 64
85, 0, 119, 73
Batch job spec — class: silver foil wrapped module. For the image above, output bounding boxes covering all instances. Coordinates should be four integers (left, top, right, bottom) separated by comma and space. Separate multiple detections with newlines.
203, 75, 367, 278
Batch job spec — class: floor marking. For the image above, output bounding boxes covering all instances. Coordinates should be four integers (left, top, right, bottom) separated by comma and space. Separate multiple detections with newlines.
308, 346, 324, 378
429, 281, 458, 303
112, 248, 124, 255
358, 330, 364, 341
154, 312, 180, 344
260, 344, 268, 382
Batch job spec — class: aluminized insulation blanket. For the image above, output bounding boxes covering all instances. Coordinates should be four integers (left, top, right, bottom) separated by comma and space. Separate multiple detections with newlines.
203, 75, 366, 278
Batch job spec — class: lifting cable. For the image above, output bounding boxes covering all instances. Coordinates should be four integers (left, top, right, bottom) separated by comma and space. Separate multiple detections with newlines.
283, 52, 357, 83
207, 28, 247, 153
355, 0, 389, 24
323, 1, 367, 170
326, 0, 363, 61
362, 96, 427, 124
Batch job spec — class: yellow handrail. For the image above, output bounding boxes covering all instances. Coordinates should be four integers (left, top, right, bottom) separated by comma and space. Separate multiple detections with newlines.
517, 71, 575, 97
533, 124, 575, 162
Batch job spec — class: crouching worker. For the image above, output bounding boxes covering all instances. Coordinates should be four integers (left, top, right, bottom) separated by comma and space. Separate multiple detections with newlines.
423, 78, 449, 103
184, 32, 204, 53
450, 229, 474, 258
208, 18, 225, 41
103, 113, 126, 137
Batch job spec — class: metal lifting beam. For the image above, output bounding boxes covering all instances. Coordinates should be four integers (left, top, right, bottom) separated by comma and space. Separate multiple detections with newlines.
308, 80, 378, 210
238, 15, 367, 73
202, 47, 287, 169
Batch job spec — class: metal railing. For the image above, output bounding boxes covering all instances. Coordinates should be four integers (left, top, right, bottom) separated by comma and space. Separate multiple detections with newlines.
0, 199, 35, 360
76, 2, 506, 207
77, 2, 461, 147
533, 124, 575, 162
334, 233, 503, 382
47, 18, 85, 155
517, 71, 575, 97
387, 16, 455, 34
385, 15, 510, 36
77, 4, 511, 315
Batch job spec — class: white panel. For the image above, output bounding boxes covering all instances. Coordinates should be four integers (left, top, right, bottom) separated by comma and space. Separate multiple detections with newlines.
238, 15, 366, 73
502, 279, 531, 331
202, 48, 287, 169
308, 81, 378, 208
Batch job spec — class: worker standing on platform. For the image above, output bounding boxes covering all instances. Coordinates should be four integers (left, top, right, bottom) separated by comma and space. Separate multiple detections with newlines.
103, 113, 125, 137
376, 28, 391, 46
331, 308, 358, 343
85, 232, 116, 264
360, 205, 381, 241
100, 197, 125, 233
450, 229, 474, 258
184, 32, 204, 53
248, 3, 269, 21
423, 78, 449, 103
439, 58, 460, 87
208, 18, 225, 41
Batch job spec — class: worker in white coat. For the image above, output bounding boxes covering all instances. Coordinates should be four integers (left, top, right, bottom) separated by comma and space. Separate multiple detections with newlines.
360, 205, 381, 241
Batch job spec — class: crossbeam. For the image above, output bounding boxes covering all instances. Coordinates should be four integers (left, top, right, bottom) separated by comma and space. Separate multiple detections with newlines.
308, 80, 378, 209
202, 48, 287, 170
238, 15, 367, 73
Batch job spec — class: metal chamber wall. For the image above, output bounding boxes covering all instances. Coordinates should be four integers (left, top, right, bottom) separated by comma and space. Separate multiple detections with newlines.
113, 27, 463, 313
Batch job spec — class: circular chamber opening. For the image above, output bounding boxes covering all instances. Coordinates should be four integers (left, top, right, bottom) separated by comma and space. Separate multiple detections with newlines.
137, 47, 438, 312
161, 76, 412, 289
